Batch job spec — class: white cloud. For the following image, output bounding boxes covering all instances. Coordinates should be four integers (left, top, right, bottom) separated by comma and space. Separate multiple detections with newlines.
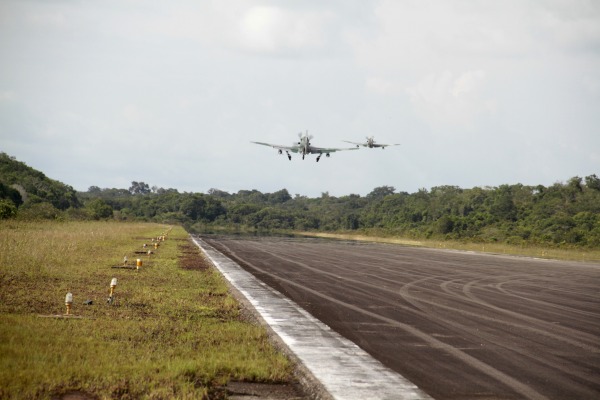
0, 90, 15, 102
122, 104, 146, 125
451, 70, 485, 97
407, 70, 493, 127
1, 1, 598, 196
91, 2, 337, 58
365, 76, 402, 95
238, 5, 332, 55
535, 1, 600, 52
347, 0, 600, 79
28, 11, 67, 28
582, 75, 600, 96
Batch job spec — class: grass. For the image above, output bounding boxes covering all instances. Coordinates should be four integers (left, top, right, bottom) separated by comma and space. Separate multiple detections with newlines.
0, 221, 293, 399
296, 231, 600, 262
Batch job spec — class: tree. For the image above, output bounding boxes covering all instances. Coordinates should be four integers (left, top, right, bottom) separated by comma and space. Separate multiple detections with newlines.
435, 215, 455, 234
208, 188, 231, 198
129, 181, 151, 195
0, 199, 17, 219
269, 189, 292, 204
585, 174, 600, 191
179, 194, 225, 222
0, 182, 22, 207
203, 197, 226, 222
0, 152, 80, 210
490, 185, 517, 221
17, 202, 61, 220
367, 186, 396, 199
228, 203, 262, 224
86, 199, 113, 220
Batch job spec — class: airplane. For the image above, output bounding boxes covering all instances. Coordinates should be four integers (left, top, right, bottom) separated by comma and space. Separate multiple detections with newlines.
343, 136, 400, 149
251, 131, 358, 162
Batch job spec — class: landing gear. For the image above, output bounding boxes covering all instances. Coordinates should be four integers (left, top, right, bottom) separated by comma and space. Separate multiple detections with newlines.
285, 151, 292, 161
316, 155, 321, 162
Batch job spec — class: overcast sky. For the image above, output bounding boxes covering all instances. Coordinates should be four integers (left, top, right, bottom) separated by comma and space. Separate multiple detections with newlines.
1, 1, 599, 197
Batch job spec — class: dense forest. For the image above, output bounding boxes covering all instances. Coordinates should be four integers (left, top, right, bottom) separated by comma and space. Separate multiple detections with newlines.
1, 152, 599, 247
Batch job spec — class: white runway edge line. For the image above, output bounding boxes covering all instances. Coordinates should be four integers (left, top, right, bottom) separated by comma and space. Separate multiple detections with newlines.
192, 237, 433, 400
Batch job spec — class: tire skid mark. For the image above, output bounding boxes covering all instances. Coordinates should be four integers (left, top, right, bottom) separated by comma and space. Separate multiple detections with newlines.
257, 242, 468, 287
496, 280, 600, 319
212, 239, 550, 400
197, 237, 434, 400
234, 239, 599, 354
400, 276, 600, 386
206, 237, 600, 398
277, 241, 600, 353
245, 242, 480, 313
384, 270, 599, 355
287, 242, 475, 275
496, 278, 600, 305
462, 279, 599, 352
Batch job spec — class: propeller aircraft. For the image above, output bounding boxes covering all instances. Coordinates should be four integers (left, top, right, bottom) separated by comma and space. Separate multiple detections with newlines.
343, 136, 400, 149
252, 131, 358, 162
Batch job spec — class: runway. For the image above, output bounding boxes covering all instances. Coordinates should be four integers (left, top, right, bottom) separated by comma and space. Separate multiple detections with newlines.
200, 235, 600, 399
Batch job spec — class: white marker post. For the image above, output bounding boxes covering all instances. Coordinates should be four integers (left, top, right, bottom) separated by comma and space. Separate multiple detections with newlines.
65, 292, 73, 315
108, 278, 117, 304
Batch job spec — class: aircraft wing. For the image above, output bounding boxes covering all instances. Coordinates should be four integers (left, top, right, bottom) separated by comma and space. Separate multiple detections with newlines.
342, 140, 364, 147
310, 146, 358, 154
372, 143, 400, 148
251, 141, 300, 153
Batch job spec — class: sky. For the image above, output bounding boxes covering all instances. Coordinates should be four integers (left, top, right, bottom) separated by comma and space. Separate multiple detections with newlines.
1, 0, 599, 198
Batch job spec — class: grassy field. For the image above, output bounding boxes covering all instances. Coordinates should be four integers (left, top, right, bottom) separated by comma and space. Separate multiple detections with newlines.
296, 231, 600, 262
0, 221, 293, 399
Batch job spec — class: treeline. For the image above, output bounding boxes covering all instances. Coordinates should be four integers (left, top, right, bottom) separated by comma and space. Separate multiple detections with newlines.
197, 180, 600, 247
1, 152, 599, 247
0, 152, 80, 219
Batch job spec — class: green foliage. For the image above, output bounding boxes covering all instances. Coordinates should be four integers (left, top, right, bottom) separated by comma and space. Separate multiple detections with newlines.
85, 198, 113, 220
0, 199, 17, 219
0, 152, 80, 211
367, 185, 396, 199
180, 193, 225, 222
2, 152, 599, 248
0, 181, 22, 207
17, 202, 63, 220
190, 179, 600, 248
128, 180, 151, 195
585, 174, 600, 191
268, 188, 292, 204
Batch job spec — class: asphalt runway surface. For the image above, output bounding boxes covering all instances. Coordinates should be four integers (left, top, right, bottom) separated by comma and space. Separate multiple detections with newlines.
200, 235, 600, 400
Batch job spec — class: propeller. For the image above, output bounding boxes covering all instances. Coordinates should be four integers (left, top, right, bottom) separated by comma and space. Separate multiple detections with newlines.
298, 130, 313, 144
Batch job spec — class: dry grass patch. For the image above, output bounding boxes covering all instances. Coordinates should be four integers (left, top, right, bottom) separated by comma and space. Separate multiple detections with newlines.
0, 221, 293, 399
295, 230, 600, 262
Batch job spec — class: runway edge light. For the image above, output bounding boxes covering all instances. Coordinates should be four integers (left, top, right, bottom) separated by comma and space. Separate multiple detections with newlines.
65, 292, 73, 315
108, 278, 117, 305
